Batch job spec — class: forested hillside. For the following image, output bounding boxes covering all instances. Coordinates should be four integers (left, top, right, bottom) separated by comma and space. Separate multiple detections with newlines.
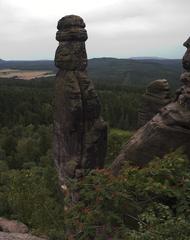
0, 58, 181, 88
0, 75, 189, 239
0, 78, 136, 238
0, 78, 143, 130
88, 58, 181, 88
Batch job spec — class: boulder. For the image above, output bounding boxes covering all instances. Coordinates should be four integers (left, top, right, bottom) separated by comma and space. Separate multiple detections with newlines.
0, 218, 28, 234
183, 37, 190, 70
138, 79, 171, 127
0, 232, 46, 240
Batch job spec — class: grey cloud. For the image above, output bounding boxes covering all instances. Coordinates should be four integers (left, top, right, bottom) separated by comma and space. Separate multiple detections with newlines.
0, 0, 189, 60
84, 0, 160, 25
85, 0, 190, 58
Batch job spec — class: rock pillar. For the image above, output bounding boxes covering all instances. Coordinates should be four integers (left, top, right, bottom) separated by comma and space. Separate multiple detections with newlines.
138, 79, 171, 127
54, 15, 107, 188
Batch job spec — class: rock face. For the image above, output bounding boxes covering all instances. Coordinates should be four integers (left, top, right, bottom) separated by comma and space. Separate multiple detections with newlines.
0, 218, 46, 240
54, 15, 107, 186
112, 36, 190, 175
138, 79, 171, 127
0, 218, 28, 234
0, 232, 46, 240
183, 37, 190, 70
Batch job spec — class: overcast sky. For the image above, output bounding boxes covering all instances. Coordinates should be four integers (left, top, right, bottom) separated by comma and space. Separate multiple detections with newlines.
0, 0, 189, 60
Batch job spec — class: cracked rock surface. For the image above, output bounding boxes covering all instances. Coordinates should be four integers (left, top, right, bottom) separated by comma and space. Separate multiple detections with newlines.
54, 15, 107, 186
138, 79, 171, 127
0, 232, 46, 240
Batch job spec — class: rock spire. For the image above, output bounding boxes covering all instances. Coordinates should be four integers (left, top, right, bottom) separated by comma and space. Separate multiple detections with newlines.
138, 79, 171, 127
54, 15, 107, 187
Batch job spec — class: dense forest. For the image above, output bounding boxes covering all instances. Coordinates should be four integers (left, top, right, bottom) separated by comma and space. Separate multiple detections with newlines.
0, 77, 139, 238
0, 77, 189, 239
0, 58, 182, 88
0, 77, 143, 130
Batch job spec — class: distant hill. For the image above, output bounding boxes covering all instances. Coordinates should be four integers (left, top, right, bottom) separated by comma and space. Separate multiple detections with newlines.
0, 60, 56, 71
88, 58, 182, 88
129, 57, 168, 60
0, 58, 182, 88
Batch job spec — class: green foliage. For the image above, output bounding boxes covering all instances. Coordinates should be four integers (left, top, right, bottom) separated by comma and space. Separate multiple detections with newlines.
106, 128, 132, 164
0, 167, 65, 237
0, 121, 65, 238
99, 87, 142, 130
88, 58, 181, 89
0, 82, 53, 127
0, 124, 52, 169
0, 79, 143, 130
0, 160, 8, 172
0, 77, 189, 240
65, 150, 190, 239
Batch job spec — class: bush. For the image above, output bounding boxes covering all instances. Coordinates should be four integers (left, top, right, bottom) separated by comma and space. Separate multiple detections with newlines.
0, 167, 64, 237
65, 149, 190, 239
106, 128, 132, 164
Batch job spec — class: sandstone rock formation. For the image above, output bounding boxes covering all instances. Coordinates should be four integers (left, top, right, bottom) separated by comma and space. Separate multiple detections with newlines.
183, 37, 190, 70
0, 218, 28, 234
54, 15, 107, 187
112, 36, 190, 175
0, 232, 46, 240
138, 79, 171, 127
0, 218, 46, 240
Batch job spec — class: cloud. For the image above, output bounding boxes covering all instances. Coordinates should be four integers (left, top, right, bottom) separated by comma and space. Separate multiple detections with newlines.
0, 0, 189, 60
85, 0, 189, 58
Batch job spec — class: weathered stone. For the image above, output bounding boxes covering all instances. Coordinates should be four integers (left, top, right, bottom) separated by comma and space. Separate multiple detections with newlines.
57, 15, 85, 30
54, 15, 107, 186
0, 218, 28, 234
183, 37, 190, 48
56, 28, 87, 42
0, 232, 46, 240
138, 79, 171, 127
183, 37, 190, 71
55, 15, 88, 70
112, 36, 190, 175
180, 71, 190, 85
55, 42, 87, 70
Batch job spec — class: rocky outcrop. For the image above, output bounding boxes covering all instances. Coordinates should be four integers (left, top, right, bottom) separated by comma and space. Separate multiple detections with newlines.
0, 218, 28, 233
54, 15, 107, 187
183, 37, 190, 70
138, 79, 171, 127
0, 218, 46, 240
0, 232, 46, 240
112, 36, 190, 175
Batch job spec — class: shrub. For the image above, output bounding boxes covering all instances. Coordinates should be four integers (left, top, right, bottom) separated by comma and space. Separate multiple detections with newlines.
0, 167, 64, 237
106, 128, 132, 164
65, 149, 190, 239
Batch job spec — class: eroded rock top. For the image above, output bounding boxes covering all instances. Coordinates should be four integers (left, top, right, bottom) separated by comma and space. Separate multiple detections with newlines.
146, 79, 170, 98
183, 37, 190, 48
57, 15, 86, 30
180, 72, 190, 85
56, 15, 87, 42
55, 15, 87, 70
183, 36, 190, 71
138, 79, 171, 127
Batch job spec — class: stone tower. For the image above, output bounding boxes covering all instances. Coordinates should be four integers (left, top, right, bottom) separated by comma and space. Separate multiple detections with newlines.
138, 79, 171, 127
54, 15, 107, 187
